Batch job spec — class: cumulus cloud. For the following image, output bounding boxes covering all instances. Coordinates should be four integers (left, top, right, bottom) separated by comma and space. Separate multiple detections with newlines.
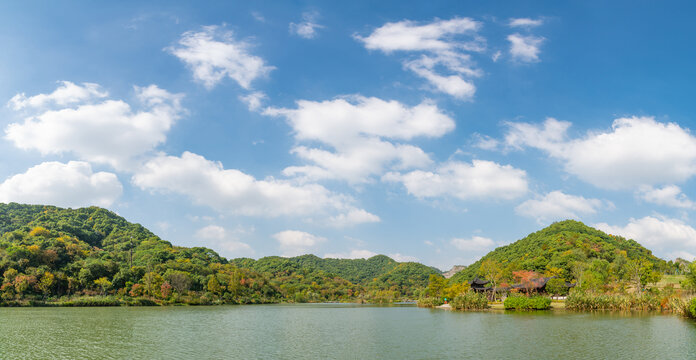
450, 236, 497, 265
265, 96, 454, 183
637, 185, 695, 209
324, 249, 378, 259
289, 11, 324, 39
195, 225, 254, 257
167, 25, 274, 89
273, 230, 326, 257
505, 116, 696, 189
0, 161, 122, 208
132, 151, 378, 225
383, 160, 528, 201
450, 236, 495, 252
8, 81, 108, 110
5, 83, 184, 170
355, 18, 484, 99
239, 91, 267, 111
516, 191, 605, 223
329, 209, 380, 228
509, 18, 543, 28
595, 216, 696, 260
507, 33, 544, 62
389, 253, 419, 262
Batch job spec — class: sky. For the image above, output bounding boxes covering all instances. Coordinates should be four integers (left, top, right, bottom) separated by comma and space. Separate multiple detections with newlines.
2, 1, 696, 270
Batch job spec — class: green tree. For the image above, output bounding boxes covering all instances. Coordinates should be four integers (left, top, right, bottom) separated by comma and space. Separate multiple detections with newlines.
545, 277, 568, 296
38, 272, 55, 298
93, 277, 112, 295
207, 274, 222, 295
478, 259, 505, 300
427, 274, 446, 298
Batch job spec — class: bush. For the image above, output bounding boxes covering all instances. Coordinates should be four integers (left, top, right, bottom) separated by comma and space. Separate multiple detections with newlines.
565, 291, 670, 311
545, 278, 569, 296
417, 297, 443, 307
450, 292, 488, 310
504, 295, 551, 310
689, 298, 696, 318
60, 296, 123, 307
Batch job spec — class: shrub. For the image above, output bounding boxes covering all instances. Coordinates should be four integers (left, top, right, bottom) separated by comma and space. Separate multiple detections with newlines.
566, 291, 664, 311
689, 298, 696, 318
504, 295, 551, 310
417, 297, 443, 307
450, 292, 488, 310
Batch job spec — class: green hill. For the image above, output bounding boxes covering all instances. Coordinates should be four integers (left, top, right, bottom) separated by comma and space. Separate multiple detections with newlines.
0, 203, 436, 305
450, 220, 666, 284
232, 254, 399, 284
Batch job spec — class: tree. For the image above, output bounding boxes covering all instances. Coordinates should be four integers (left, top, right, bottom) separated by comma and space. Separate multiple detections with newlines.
681, 262, 696, 290
625, 260, 661, 294
38, 272, 55, 298
512, 270, 541, 293
545, 277, 568, 296
207, 274, 222, 295
94, 277, 112, 295
142, 272, 163, 297
426, 274, 446, 298
478, 259, 504, 300
165, 270, 192, 295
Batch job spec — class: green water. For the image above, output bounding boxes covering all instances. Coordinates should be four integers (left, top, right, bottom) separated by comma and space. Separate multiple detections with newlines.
1, 304, 695, 359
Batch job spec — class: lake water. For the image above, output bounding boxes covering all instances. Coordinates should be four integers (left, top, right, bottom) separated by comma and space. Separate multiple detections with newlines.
1, 304, 695, 359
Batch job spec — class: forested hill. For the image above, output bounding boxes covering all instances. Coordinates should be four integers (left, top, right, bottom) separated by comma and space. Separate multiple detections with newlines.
450, 220, 666, 283
0, 202, 226, 264
0, 203, 439, 304
232, 254, 440, 284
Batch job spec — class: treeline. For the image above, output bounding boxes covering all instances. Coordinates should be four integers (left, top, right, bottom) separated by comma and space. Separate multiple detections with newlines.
0, 203, 438, 305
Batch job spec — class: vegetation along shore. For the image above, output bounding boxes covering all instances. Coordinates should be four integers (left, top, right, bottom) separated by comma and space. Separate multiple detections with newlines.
0, 202, 695, 319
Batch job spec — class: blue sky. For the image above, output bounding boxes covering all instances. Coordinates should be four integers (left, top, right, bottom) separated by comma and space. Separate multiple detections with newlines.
2, 1, 696, 270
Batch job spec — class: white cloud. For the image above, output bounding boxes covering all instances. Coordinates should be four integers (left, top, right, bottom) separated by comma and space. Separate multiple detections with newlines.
509, 18, 543, 28
324, 249, 378, 259
289, 11, 324, 39
0, 161, 122, 208
5, 83, 184, 170
595, 216, 696, 260
451, 236, 495, 252
507, 33, 544, 62
355, 18, 484, 99
668, 251, 696, 262
389, 253, 419, 262
265, 96, 454, 183
329, 209, 380, 228
505, 116, 696, 189
195, 225, 254, 257
473, 133, 500, 150
167, 25, 274, 89
515, 191, 605, 223
491, 50, 502, 62
273, 230, 326, 257
132, 151, 378, 224
357, 17, 480, 52
239, 91, 267, 111
8, 81, 108, 110
195, 225, 227, 239
383, 160, 528, 201
637, 185, 695, 209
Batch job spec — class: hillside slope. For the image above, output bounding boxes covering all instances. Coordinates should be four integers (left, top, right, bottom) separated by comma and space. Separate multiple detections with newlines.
0, 203, 436, 304
450, 220, 665, 283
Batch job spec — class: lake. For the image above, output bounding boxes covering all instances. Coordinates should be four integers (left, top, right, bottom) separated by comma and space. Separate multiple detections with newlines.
1, 304, 695, 359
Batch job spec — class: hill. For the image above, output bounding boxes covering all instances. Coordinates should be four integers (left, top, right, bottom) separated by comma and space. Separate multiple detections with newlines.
0, 203, 436, 304
231, 254, 440, 298
450, 220, 666, 284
